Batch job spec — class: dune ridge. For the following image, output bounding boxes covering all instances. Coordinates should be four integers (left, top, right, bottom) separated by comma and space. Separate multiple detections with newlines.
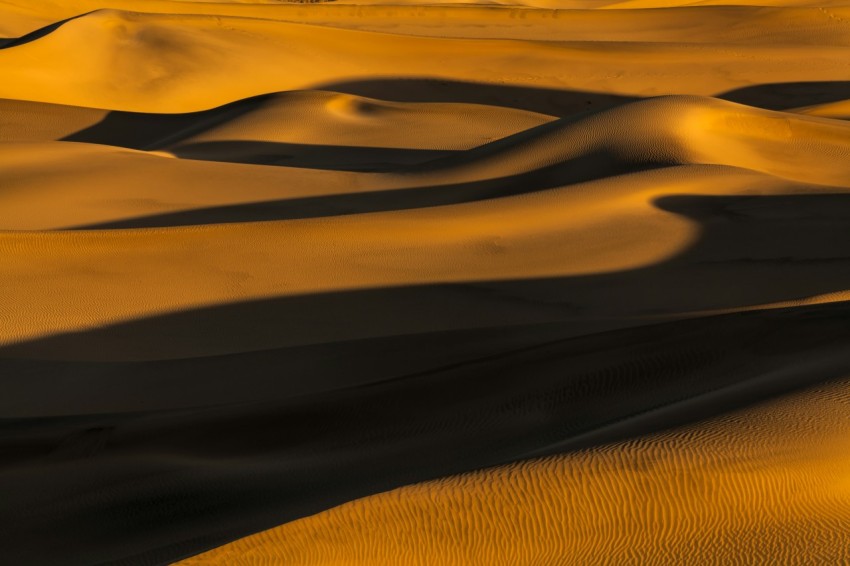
1, 0, 849, 564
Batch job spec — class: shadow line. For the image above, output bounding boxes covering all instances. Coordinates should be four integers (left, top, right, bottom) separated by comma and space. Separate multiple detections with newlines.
720, 81, 850, 110
61, 94, 275, 150
0, 18, 68, 49
318, 78, 637, 116
169, 140, 457, 171
71, 149, 672, 229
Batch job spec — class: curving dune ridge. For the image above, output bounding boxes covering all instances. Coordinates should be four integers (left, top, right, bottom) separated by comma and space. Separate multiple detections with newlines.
1, 0, 850, 564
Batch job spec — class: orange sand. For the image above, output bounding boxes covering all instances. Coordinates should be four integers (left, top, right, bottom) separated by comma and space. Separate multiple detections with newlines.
1, 0, 849, 563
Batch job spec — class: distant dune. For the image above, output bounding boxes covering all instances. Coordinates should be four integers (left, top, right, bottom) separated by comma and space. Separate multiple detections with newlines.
0, 0, 849, 564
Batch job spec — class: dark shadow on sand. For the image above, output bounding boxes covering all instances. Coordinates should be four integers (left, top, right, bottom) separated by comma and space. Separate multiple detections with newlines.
319, 78, 637, 116
52, 79, 850, 170
169, 140, 457, 171
0, 19, 68, 49
2, 192, 850, 564
61, 94, 275, 150
57, 82, 638, 154
323, 78, 850, 114
719, 81, 850, 110
71, 146, 673, 229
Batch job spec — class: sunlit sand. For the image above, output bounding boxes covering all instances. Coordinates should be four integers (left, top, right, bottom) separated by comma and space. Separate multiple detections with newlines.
1, 0, 849, 563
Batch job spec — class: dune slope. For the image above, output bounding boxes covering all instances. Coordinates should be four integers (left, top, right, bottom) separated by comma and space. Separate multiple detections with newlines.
182, 376, 850, 565
2, 304, 850, 565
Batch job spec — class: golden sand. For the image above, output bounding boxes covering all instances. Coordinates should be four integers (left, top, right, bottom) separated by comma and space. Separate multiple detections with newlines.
1, 0, 849, 563
181, 379, 850, 565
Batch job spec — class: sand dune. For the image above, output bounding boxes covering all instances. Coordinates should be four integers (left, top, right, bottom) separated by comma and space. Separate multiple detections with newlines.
6, 3, 850, 43
181, 377, 850, 565
3, 303, 850, 565
794, 98, 850, 119
2, 9, 850, 112
1, 0, 849, 564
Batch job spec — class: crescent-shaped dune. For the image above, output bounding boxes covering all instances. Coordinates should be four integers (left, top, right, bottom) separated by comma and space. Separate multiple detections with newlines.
1, 0, 849, 564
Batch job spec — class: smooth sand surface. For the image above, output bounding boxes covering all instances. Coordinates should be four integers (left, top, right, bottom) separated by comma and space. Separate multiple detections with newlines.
1, 0, 849, 564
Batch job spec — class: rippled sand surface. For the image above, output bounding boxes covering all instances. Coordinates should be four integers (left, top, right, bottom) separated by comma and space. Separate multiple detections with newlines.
184, 379, 850, 565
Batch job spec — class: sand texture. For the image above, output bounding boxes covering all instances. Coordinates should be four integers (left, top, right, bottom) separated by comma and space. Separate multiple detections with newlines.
1, 0, 849, 564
